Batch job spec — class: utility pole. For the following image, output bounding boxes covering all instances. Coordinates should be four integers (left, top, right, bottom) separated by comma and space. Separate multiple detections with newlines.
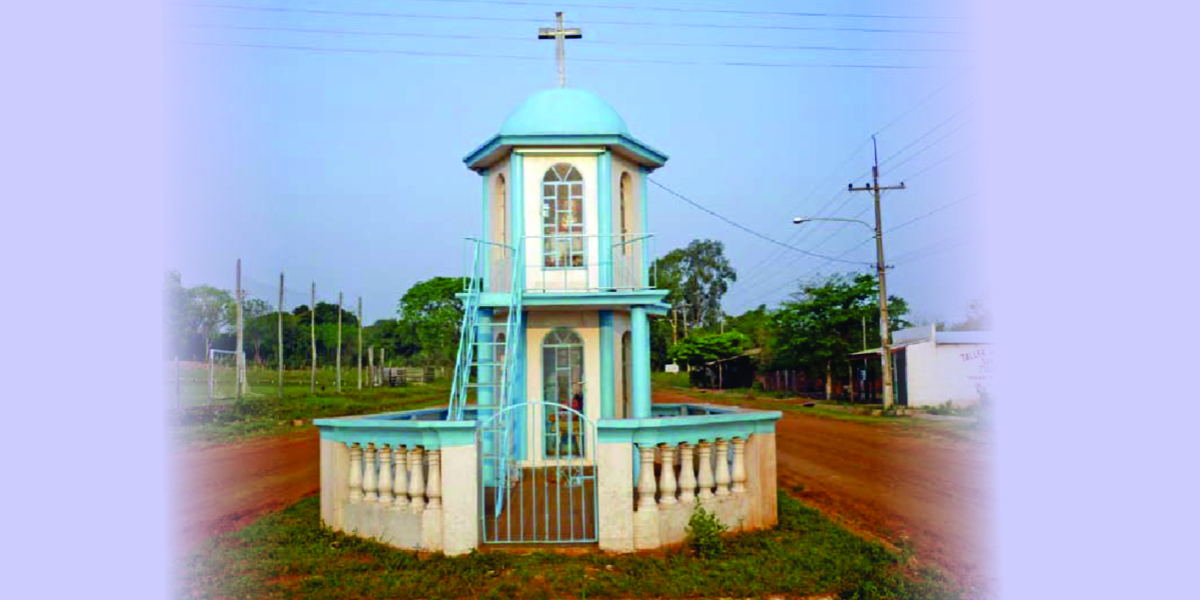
357, 297, 363, 390
849, 135, 905, 410
337, 291, 343, 393
278, 272, 284, 398
310, 282, 316, 396
235, 258, 244, 400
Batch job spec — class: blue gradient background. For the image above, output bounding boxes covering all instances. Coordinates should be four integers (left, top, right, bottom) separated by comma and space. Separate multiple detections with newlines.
5, 1, 1200, 599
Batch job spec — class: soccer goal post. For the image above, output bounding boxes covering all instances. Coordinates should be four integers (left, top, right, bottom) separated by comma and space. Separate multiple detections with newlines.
208, 349, 247, 405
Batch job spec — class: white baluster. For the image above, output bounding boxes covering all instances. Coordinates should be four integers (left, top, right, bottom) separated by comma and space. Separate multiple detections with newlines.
426, 449, 442, 510
731, 437, 747, 494
658, 443, 677, 506
677, 442, 696, 504
637, 444, 657, 510
408, 446, 426, 511
391, 445, 409, 510
696, 441, 714, 500
714, 438, 731, 496
348, 443, 363, 504
363, 443, 379, 503
378, 445, 394, 504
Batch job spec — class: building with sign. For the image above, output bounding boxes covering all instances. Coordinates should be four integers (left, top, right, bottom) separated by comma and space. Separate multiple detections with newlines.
850, 324, 994, 407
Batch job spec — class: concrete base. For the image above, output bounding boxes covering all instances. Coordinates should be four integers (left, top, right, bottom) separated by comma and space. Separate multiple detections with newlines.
320, 441, 476, 556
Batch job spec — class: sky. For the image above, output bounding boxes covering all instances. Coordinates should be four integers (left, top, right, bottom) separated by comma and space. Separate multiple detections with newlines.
168, 0, 980, 326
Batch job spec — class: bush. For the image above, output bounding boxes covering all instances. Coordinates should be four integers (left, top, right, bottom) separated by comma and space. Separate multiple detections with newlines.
925, 401, 956, 416
684, 505, 728, 559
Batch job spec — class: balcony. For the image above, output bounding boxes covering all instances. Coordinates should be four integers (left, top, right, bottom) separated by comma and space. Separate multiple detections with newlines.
467, 233, 660, 296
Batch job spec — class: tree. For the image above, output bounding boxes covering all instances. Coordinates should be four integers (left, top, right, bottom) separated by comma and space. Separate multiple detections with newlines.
654, 240, 737, 333
668, 331, 751, 369
398, 276, 469, 365
242, 298, 273, 365
770, 273, 908, 399
948, 295, 992, 331
163, 270, 189, 358
727, 304, 773, 351
187, 286, 234, 359
365, 318, 420, 362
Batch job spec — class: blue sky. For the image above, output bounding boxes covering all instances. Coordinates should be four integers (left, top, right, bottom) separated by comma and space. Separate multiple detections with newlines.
169, 0, 980, 325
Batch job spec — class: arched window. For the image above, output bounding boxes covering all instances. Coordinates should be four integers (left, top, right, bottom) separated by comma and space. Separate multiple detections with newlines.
542, 327, 584, 457
619, 172, 633, 243
494, 174, 507, 247
542, 163, 585, 268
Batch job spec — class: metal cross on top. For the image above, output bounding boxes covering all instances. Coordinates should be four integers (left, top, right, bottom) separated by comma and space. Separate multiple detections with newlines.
538, 12, 582, 88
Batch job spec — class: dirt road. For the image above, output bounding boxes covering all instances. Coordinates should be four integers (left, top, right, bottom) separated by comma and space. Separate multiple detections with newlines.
175, 395, 993, 594
172, 429, 320, 555
658, 390, 992, 594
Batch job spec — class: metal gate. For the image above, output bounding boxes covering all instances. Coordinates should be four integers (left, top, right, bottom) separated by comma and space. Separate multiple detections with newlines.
478, 401, 598, 544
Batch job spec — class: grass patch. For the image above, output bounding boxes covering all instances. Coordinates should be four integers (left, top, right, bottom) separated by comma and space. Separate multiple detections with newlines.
178, 492, 964, 600
650, 371, 691, 389
653, 383, 987, 443
170, 369, 452, 447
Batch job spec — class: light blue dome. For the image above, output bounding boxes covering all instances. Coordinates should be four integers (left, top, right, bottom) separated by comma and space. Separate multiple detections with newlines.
499, 88, 630, 137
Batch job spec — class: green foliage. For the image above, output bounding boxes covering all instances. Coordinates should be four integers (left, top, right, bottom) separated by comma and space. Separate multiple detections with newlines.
668, 331, 750, 368
926, 401, 957, 416
398, 276, 470, 366
178, 491, 967, 600
172, 372, 451, 445
654, 239, 737, 330
186, 285, 235, 356
684, 505, 728, 559
726, 304, 773, 352
770, 273, 909, 383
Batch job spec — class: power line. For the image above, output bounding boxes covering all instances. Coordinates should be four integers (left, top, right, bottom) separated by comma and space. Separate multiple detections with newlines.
894, 145, 972, 182
731, 203, 874, 302
728, 73, 965, 292
872, 70, 966, 137
891, 229, 982, 265
886, 192, 978, 233
186, 41, 945, 69
185, 4, 968, 35
878, 103, 973, 165
417, 0, 961, 21
648, 178, 871, 265
882, 115, 975, 171
735, 191, 978, 306
188, 23, 964, 54
735, 140, 873, 285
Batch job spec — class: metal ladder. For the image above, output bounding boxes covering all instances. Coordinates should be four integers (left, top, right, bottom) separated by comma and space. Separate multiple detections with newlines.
449, 239, 524, 426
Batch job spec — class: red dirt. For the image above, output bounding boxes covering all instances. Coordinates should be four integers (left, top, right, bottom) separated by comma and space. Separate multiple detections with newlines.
175, 393, 993, 595
656, 389, 995, 596
172, 429, 320, 555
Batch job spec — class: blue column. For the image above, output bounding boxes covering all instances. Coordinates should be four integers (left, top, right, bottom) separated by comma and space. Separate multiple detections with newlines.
477, 308, 496, 484
511, 153, 524, 287
631, 306, 651, 418
598, 151, 613, 288
516, 309, 528, 460
639, 166, 653, 286
599, 310, 615, 419
480, 168, 490, 290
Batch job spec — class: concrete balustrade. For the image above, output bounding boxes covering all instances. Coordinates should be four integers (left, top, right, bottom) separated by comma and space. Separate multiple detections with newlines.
316, 412, 478, 555
632, 437, 747, 508
319, 402, 777, 556
392, 444, 409, 510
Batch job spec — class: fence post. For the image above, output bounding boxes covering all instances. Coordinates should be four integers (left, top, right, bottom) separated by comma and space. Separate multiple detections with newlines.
175, 356, 180, 409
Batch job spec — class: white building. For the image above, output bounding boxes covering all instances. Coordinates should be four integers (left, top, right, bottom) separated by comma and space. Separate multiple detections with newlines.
850, 325, 994, 407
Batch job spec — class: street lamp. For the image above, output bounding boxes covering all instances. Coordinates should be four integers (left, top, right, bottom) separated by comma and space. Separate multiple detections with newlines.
792, 215, 896, 409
